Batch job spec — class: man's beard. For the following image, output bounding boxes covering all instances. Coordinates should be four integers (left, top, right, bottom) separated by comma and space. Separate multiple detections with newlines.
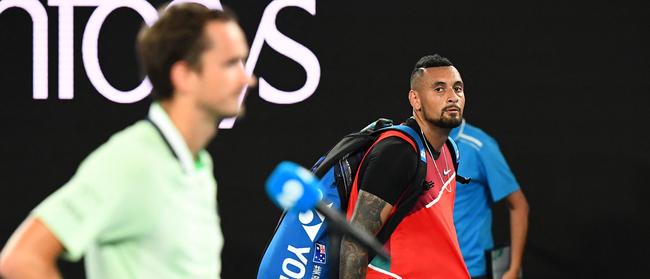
429, 112, 462, 129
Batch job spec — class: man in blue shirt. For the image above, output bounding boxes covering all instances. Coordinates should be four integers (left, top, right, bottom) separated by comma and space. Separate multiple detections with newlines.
451, 119, 529, 279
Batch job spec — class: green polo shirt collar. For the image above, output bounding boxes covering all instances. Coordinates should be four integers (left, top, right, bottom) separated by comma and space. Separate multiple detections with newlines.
148, 103, 197, 174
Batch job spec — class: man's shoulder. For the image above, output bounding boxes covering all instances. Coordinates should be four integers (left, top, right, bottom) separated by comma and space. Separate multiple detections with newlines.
454, 122, 498, 151
462, 122, 494, 140
78, 121, 170, 176
371, 135, 420, 158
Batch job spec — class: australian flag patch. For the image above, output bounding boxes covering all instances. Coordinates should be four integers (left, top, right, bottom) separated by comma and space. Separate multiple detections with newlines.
312, 242, 327, 264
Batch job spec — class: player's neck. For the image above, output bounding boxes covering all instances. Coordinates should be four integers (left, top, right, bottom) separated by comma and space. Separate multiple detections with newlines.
160, 99, 216, 160
414, 113, 449, 152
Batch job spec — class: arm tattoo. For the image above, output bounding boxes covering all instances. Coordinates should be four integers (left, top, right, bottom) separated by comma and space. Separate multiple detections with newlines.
340, 190, 390, 279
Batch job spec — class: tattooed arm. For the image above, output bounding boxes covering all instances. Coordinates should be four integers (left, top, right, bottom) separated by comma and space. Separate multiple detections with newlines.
339, 136, 418, 278
340, 190, 393, 279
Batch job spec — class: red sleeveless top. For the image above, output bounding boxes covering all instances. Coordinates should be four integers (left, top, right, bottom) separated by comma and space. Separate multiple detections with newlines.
346, 131, 469, 279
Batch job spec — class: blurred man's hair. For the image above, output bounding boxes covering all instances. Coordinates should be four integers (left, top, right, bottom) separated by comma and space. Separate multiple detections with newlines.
137, 4, 238, 100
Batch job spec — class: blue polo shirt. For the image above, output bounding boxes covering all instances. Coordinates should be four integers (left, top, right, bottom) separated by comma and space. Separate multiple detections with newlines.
450, 120, 520, 277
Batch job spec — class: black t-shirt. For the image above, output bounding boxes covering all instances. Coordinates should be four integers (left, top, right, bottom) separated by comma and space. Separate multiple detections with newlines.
357, 118, 440, 205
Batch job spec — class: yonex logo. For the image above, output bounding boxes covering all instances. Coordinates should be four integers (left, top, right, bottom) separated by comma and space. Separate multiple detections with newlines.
297, 202, 332, 241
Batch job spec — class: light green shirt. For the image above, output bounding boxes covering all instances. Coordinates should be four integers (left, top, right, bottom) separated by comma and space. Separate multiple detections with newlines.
33, 103, 223, 278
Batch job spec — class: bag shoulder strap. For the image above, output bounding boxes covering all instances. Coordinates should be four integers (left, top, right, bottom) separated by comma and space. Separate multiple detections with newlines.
377, 125, 426, 163
445, 137, 471, 184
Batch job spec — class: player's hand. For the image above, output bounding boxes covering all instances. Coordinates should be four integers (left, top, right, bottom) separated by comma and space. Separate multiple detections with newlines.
501, 269, 519, 279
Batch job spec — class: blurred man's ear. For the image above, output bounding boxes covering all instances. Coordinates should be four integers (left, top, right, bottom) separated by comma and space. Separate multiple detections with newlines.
409, 90, 421, 111
170, 61, 196, 97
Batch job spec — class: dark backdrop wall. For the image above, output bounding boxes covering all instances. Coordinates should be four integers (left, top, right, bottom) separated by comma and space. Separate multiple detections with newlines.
1, 0, 648, 278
